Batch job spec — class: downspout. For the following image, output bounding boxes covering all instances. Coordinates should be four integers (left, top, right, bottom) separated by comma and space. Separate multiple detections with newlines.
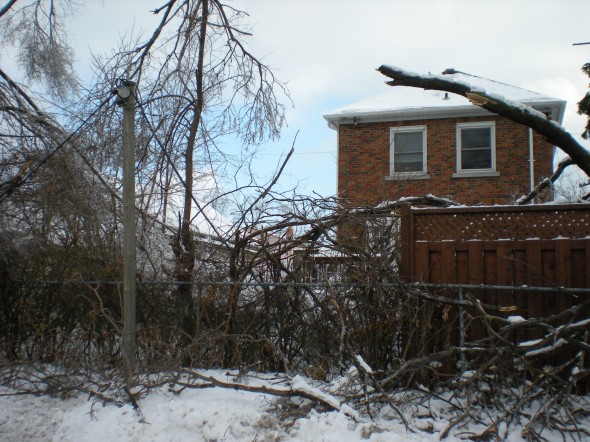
327, 119, 339, 194
528, 128, 535, 193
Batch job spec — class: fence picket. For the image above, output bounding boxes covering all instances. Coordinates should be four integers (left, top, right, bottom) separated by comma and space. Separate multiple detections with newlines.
496, 240, 513, 310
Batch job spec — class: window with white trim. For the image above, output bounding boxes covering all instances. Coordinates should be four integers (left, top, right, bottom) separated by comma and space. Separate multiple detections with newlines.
390, 126, 427, 175
456, 122, 495, 173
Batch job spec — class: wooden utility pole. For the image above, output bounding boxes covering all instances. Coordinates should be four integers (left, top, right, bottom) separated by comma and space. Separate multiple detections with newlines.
117, 81, 137, 380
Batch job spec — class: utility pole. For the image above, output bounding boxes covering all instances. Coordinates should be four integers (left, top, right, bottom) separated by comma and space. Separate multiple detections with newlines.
116, 80, 137, 381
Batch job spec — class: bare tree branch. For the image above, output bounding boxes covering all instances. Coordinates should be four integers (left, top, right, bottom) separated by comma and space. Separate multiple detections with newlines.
516, 157, 575, 204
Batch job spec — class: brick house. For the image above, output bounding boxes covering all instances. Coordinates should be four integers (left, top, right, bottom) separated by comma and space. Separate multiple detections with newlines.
323, 69, 566, 206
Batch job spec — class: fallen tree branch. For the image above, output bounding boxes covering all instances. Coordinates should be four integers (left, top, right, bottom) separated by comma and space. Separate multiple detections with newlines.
516, 157, 575, 204
377, 65, 590, 178
179, 369, 361, 421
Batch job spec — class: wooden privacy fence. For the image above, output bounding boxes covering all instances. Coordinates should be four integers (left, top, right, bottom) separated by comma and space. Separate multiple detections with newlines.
398, 203, 590, 387
399, 203, 590, 292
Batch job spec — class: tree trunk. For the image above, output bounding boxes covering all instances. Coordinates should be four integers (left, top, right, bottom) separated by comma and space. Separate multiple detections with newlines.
172, 0, 209, 366
223, 229, 242, 367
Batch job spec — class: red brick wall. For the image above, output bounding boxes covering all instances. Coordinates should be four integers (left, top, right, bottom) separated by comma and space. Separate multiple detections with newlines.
337, 115, 555, 206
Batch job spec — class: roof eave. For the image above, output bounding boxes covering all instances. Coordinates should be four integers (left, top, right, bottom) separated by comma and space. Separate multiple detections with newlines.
324, 99, 567, 129
324, 105, 490, 128
529, 99, 566, 125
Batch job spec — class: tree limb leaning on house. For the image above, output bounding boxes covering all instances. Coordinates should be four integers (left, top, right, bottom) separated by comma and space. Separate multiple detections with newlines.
377, 65, 590, 179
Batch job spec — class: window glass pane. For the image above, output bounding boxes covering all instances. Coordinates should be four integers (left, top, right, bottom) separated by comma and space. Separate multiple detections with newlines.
394, 131, 423, 154
395, 152, 422, 170
394, 160, 422, 172
462, 127, 490, 149
461, 126, 492, 170
394, 130, 423, 172
462, 148, 491, 169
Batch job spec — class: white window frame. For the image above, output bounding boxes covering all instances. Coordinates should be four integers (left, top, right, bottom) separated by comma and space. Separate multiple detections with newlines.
388, 125, 428, 179
454, 121, 498, 178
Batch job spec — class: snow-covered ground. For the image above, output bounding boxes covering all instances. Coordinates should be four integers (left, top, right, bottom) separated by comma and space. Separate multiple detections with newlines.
0, 376, 437, 442
1, 368, 588, 441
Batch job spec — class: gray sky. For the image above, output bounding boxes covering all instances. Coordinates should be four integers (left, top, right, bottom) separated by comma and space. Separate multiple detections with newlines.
61, 0, 590, 196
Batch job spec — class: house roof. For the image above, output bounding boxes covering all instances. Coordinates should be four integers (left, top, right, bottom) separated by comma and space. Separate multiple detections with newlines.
323, 69, 566, 128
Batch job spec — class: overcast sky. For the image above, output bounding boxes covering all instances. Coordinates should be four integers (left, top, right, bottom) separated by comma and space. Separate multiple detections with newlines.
65, 0, 590, 197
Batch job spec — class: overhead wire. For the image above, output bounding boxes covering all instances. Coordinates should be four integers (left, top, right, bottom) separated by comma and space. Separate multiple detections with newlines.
134, 93, 235, 245
3, 279, 590, 295
134, 90, 297, 283
0, 94, 115, 202
134, 93, 253, 282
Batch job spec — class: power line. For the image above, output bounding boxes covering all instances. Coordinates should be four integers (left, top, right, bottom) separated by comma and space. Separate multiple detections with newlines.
0, 95, 114, 202
257, 150, 334, 156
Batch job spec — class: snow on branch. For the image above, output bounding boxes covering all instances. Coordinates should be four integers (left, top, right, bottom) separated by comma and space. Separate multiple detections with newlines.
377, 65, 590, 178
177, 369, 362, 421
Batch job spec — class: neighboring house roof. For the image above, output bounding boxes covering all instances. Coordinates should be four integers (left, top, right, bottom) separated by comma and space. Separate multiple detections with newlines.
323, 69, 566, 128
193, 202, 233, 237
163, 189, 233, 238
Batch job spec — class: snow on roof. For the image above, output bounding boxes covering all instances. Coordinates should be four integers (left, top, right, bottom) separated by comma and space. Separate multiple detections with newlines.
162, 187, 233, 239
192, 201, 233, 237
324, 69, 566, 127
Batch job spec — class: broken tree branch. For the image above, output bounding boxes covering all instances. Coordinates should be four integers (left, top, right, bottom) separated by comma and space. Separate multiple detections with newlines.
516, 157, 575, 204
377, 65, 590, 178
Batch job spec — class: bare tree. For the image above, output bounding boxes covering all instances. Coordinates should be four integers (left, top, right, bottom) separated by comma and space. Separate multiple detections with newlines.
1, 0, 289, 366
1, 0, 79, 98
77, 0, 289, 356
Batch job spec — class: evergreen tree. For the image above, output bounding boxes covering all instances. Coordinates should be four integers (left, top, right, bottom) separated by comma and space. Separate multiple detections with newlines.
578, 63, 590, 139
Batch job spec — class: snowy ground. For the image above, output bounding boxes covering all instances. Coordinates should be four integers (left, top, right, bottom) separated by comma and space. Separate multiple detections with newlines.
1, 368, 588, 441
0, 368, 453, 442
0, 380, 437, 442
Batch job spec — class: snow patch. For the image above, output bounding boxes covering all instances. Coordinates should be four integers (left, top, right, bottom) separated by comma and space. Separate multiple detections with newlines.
355, 355, 373, 374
